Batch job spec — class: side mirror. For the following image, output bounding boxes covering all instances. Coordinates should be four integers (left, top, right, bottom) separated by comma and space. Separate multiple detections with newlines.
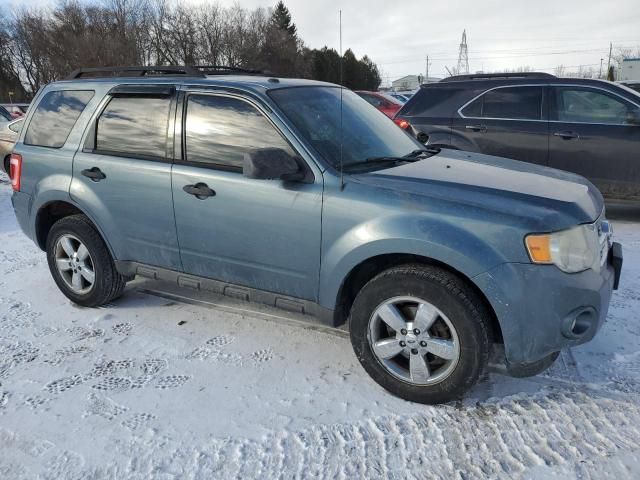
243, 148, 304, 181
627, 108, 640, 125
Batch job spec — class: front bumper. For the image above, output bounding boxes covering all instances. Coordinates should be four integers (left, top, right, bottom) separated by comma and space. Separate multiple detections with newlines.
474, 242, 621, 368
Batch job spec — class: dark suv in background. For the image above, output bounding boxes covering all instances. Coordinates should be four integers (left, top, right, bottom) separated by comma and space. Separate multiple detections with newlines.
395, 73, 640, 200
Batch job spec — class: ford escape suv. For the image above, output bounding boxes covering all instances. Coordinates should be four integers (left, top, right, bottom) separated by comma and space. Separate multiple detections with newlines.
10, 66, 622, 404
395, 72, 640, 201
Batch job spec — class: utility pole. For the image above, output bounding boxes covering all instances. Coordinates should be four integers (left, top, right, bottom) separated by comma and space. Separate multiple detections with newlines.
425, 55, 431, 84
607, 42, 612, 72
599, 58, 604, 78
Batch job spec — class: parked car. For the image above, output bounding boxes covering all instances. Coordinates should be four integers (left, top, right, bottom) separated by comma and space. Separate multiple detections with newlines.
395, 72, 640, 200
10, 66, 621, 404
620, 80, 640, 94
1, 118, 23, 174
0, 103, 29, 119
0, 105, 12, 122
388, 92, 410, 103
354, 90, 403, 118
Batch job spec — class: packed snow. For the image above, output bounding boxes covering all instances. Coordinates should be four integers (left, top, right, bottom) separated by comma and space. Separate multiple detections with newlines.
1, 171, 639, 479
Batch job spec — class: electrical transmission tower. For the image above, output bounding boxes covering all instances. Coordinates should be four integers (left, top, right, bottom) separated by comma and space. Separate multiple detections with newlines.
456, 29, 469, 75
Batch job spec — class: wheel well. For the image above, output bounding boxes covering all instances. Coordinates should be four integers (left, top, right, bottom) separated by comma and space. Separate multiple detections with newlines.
35, 201, 84, 250
333, 253, 503, 343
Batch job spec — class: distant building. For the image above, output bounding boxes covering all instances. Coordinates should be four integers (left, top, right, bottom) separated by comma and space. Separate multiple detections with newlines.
391, 75, 439, 91
619, 58, 640, 81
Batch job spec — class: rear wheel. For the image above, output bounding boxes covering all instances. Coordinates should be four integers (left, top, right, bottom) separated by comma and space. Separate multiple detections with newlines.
349, 264, 490, 404
3, 155, 9, 176
46, 215, 127, 307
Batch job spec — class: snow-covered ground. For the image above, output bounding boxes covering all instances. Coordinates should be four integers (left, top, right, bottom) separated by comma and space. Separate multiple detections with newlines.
1, 172, 639, 479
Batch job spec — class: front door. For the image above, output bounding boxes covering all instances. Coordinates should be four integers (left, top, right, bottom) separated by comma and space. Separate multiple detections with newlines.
452, 85, 549, 166
171, 91, 323, 301
548, 85, 640, 199
71, 86, 181, 269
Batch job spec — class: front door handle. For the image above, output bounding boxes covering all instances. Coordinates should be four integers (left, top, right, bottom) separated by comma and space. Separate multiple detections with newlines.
553, 131, 580, 140
183, 182, 216, 200
81, 167, 106, 182
465, 124, 487, 133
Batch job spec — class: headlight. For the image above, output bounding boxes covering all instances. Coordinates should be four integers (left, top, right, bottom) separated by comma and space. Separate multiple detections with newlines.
525, 224, 600, 273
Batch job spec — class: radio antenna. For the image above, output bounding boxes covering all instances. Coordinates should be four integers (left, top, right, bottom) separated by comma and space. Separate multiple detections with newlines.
339, 9, 345, 190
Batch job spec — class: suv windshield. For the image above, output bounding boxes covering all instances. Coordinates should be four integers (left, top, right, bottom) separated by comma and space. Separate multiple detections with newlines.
269, 87, 423, 171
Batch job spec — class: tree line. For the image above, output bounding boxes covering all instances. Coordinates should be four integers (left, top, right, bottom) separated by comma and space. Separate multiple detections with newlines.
0, 0, 382, 102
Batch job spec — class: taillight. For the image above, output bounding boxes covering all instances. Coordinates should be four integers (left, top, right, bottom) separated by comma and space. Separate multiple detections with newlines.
10, 153, 22, 192
394, 118, 410, 130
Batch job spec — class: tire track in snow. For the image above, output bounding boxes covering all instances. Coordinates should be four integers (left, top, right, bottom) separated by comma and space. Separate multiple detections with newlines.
28, 390, 635, 479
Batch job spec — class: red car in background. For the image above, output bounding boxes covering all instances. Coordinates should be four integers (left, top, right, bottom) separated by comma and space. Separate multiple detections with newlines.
0, 104, 29, 119
354, 91, 403, 118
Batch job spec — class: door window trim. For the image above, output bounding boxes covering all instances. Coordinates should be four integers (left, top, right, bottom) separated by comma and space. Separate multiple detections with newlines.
177, 90, 314, 181
457, 83, 640, 126
81, 86, 175, 163
457, 84, 546, 122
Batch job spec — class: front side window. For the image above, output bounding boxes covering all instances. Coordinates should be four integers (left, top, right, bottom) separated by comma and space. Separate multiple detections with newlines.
461, 86, 543, 120
95, 96, 170, 158
551, 87, 633, 124
24, 90, 94, 148
184, 94, 295, 170
269, 87, 422, 170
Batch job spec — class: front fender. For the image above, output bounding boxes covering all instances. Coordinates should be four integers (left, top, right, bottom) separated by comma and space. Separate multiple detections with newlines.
318, 214, 512, 309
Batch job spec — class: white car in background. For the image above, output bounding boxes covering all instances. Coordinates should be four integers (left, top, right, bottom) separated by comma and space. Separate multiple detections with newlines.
1, 118, 23, 175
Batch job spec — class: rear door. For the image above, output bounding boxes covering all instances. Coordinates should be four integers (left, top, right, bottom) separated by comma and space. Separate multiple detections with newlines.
71, 85, 181, 269
171, 90, 323, 301
451, 85, 549, 166
548, 85, 640, 199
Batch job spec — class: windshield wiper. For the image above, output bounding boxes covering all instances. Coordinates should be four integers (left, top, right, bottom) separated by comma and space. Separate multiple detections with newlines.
343, 147, 441, 172
342, 157, 414, 172
404, 146, 441, 158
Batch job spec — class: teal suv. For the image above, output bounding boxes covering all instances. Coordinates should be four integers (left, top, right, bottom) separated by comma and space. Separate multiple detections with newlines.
9, 66, 622, 404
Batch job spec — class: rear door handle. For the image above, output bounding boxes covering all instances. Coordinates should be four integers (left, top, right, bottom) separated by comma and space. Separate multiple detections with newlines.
183, 182, 216, 200
465, 124, 487, 133
553, 131, 580, 140
81, 167, 106, 182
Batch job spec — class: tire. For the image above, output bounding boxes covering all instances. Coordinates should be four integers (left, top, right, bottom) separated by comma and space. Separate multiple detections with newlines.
349, 264, 490, 404
46, 214, 127, 307
3, 155, 9, 176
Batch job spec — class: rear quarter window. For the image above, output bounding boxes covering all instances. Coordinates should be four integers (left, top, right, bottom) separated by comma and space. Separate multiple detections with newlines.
24, 90, 94, 148
399, 86, 467, 117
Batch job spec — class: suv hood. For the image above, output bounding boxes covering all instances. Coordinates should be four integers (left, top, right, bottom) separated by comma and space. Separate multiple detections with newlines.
359, 149, 604, 230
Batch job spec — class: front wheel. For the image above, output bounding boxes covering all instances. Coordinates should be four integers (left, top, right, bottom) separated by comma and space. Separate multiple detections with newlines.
349, 264, 491, 404
46, 215, 127, 307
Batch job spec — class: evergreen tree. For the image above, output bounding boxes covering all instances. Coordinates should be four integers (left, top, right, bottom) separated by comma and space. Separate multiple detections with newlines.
271, 1, 297, 36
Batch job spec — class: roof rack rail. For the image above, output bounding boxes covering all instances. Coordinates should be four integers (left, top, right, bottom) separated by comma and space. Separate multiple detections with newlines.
440, 72, 555, 82
191, 65, 265, 75
67, 65, 264, 80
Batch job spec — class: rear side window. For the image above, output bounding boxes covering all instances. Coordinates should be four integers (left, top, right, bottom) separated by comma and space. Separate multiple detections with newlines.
358, 93, 384, 107
184, 94, 295, 170
95, 96, 171, 159
461, 86, 543, 120
551, 87, 633, 124
24, 90, 94, 148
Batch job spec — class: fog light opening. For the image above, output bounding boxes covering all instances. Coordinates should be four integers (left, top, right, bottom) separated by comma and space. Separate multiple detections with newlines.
571, 312, 591, 336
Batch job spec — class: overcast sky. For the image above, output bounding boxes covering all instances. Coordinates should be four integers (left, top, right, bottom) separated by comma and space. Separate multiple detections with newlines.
7, 0, 640, 85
